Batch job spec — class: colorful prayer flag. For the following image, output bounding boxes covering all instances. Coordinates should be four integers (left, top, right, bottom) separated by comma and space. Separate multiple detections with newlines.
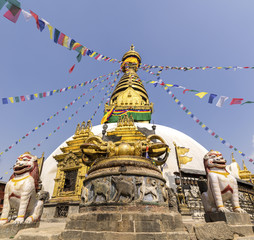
230, 98, 244, 105
195, 92, 208, 99
241, 101, 254, 105
216, 96, 228, 107
47, 25, 53, 39
69, 64, 75, 73
54, 29, 60, 43
208, 94, 217, 104
30, 10, 40, 29
0, 0, 7, 10
38, 19, 45, 32
22, 9, 32, 21
4, 5, 21, 23
58, 33, 65, 45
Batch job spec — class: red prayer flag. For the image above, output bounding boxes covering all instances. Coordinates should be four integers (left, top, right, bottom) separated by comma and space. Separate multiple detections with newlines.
30, 10, 40, 29
20, 96, 25, 101
95, 54, 101, 60
4, 7, 21, 23
58, 33, 65, 45
183, 89, 190, 94
43, 92, 46, 97
69, 64, 75, 73
230, 98, 244, 105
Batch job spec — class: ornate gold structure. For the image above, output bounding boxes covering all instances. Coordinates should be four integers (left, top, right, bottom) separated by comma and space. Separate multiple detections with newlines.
50, 121, 93, 203
104, 45, 153, 123
231, 153, 254, 184
81, 115, 169, 167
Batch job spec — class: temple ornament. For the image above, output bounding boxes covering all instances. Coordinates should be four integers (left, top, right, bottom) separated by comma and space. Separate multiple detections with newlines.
81, 120, 169, 167
0, 152, 48, 225
201, 150, 246, 213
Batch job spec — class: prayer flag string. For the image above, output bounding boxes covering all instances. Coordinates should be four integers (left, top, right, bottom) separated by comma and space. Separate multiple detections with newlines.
143, 83, 254, 166
1, 70, 120, 105
141, 64, 254, 71
0, 73, 120, 157
0, 81, 117, 178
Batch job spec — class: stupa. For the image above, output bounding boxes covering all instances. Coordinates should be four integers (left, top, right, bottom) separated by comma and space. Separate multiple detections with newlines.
18, 45, 252, 240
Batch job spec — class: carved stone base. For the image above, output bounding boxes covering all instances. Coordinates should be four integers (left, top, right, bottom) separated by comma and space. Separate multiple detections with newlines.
60, 211, 190, 240
0, 222, 39, 239
204, 212, 251, 225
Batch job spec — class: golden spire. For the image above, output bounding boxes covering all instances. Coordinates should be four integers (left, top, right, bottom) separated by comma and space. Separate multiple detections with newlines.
103, 46, 153, 123
242, 159, 248, 171
231, 153, 236, 163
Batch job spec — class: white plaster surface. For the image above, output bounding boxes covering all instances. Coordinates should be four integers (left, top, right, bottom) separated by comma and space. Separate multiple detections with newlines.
40, 123, 208, 197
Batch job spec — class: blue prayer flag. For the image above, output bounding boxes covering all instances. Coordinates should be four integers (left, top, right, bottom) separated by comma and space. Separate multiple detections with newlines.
208, 94, 217, 104
38, 19, 45, 32
30, 94, 34, 100
2, 98, 8, 104
54, 29, 60, 43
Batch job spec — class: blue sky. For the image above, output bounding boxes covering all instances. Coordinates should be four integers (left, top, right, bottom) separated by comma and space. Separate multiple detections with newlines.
0, 0, 254, 180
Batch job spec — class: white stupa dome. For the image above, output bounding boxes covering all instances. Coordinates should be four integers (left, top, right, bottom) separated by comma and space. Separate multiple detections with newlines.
40, 123, 208, 197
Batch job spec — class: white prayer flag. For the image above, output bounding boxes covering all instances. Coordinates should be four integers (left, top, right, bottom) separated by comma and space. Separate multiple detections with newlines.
216, 96, 228, 107
22, 10, 32, 22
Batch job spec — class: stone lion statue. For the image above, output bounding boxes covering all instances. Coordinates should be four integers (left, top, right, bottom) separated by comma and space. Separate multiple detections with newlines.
201, 150, 245, 213
0, 152, 48, 224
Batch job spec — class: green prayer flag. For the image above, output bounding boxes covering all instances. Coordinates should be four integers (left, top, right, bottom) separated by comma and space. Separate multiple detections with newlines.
0, 0, 7, 10
39, 93, 43, 98
76, 52, 82, 62
15, 96, 19, 102
7, 0, 20, 8
241, 101, 254, 105
189, 90, 199, 93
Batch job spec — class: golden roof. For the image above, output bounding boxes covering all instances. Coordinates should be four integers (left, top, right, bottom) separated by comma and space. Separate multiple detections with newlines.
122, 44, 141, 66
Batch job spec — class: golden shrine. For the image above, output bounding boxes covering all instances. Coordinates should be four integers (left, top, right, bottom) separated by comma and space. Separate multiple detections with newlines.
50, 121, 93, 203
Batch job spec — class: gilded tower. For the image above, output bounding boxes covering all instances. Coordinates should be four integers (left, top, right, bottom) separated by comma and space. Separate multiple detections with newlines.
103, 45, 153, 123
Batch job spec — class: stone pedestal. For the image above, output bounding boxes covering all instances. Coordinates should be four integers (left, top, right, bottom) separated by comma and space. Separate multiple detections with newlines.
0, 222, 39, 239
205, 212, 251, 225
204, 212, 253, 238
60, 210, 190, 240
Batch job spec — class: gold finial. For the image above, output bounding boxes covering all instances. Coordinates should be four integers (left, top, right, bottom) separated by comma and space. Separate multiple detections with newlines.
231, 153, 236, 163
242, 159, 248, 171
130, 44, 134, 51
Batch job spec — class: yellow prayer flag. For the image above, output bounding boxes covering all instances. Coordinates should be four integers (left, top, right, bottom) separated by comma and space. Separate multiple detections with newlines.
150, 81, 156, 83
166, 84, 173, 87
164, 87, 168, 90
176, 146, 189, 156
217, 67, 222, 69
47, 25, 53, 40
81, 47, 86, 55
90, 52, 97, 58
5, 172, 8, 174
175, 99, 179, 103
49, 133, 52, 136
9, 97, 14, 103
65, 106, 68, 109
78, 97, 80, 99
35, 127, 38, 130
69, 117, 71, 120
68, 86, 71, 90
201, 124, 206, 128
179, 156, 193, 165
34, 93, 38, 98
53, 90, 57, 93
63, 36, 69, 48
195, 92, 208, 99
81, 83, 84, 87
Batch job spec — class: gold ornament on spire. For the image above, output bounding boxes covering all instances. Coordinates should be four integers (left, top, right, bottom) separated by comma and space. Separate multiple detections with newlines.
103, 45, 153, 123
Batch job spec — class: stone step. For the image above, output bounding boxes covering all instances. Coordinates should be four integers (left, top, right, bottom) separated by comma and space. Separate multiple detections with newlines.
60, 230, 191, 240
13, 222, 65, 240
235, 236, 254, 240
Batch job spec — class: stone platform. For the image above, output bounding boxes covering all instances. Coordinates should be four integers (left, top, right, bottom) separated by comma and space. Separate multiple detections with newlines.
60, 211, 190, 240
0, 222, 39, 239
